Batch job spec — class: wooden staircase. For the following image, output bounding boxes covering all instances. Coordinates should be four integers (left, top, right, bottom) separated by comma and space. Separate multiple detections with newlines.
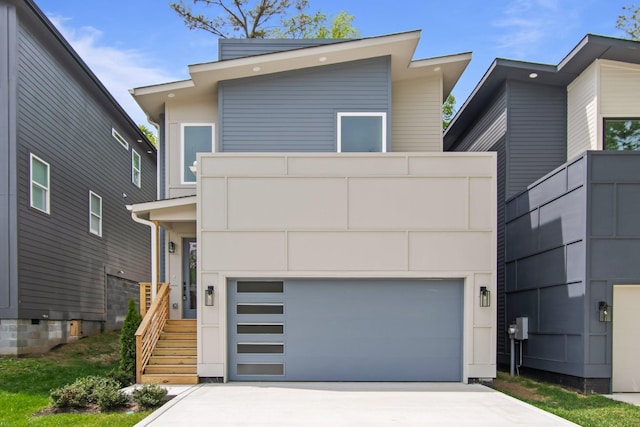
140, 319, 198, 385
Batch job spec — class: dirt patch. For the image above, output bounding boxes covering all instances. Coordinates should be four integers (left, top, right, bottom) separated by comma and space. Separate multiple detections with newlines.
33, 402, 140, 416
492, 378, 549, 402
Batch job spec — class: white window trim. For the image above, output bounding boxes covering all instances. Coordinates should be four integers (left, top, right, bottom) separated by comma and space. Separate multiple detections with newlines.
89, 191, 103, 237
112, 127, 129, 150
131, 149, 141, 188
29, 153, 50, 214
337, 112, 387, 153
180, 123, 215, 185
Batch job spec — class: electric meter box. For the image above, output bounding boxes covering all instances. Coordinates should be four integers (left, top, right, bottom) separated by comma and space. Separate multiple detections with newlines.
516, 317, 529, 340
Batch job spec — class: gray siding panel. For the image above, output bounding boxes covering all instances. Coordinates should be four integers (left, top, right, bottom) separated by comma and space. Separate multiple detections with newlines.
219, 39, 336, 60
453, 85, 507, 153
507, 81, 567, 198
219, 56, 390, 152
13, 15, 156, 321
505, 156, 588, 377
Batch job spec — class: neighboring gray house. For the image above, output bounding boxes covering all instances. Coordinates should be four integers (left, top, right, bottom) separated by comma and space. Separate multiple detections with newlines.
445, 34, 640, 393
129, 31, 499, 384
0, 0, 157, 354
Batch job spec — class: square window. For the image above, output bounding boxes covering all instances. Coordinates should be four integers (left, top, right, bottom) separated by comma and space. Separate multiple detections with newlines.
30, 153, 50, 214
89, 191, 102, 237
132, 149, 141, 188
604, 118, 640, 151
337, 112, 387, 153
182, 124, 214, 184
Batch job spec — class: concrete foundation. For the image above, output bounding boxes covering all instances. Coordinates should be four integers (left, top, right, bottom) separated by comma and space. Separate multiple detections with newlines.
0, 319, 102, 355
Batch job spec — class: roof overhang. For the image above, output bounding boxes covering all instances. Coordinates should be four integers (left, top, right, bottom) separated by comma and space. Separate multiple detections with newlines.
132, 31, 471, 122
127, 196, 196, 223
444, 34, 640, 151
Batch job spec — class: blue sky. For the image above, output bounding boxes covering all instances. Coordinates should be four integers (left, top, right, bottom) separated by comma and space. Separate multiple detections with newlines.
35, 0, 629, 127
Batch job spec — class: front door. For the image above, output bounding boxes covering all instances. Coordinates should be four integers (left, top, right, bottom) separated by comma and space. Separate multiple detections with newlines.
182, 238, 197, 319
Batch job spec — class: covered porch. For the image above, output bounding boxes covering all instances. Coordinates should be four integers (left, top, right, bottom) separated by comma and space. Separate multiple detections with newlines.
128, 196, 198, 384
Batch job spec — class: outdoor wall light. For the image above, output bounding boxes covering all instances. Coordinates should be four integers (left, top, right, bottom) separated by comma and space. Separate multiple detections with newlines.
480, 286, 490, 307
168, 241, 176, 254
599, 301, 612, 322
205, 285, 215, 306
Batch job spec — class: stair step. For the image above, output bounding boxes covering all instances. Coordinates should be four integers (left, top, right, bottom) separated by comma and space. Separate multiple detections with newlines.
141, 374, 199, 385
145, 364, 197, 374
156, 339, 196, 348
153, 347, 197, 356
160, 332, 197, 340
149, 355, 196, 365
163, 325, 197, 333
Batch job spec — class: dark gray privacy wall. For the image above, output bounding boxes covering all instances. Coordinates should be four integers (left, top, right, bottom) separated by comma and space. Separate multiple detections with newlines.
586, 152, 640, 378
105, 276, 140, 331
219, 39, 336, 60
506, 156, 588, 377
218, 56, 391, 152
0, 2, 18, 319
12, 6, 156, 321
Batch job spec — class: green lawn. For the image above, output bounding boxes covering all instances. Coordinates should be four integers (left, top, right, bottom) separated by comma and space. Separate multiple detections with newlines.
0, 332, 150, 427
493, 372, 640, 427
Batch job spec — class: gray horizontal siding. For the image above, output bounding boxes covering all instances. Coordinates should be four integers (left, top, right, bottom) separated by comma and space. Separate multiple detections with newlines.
219, 56, 390, 152
219, 39, 336, 60
453, 84, 507, 153
14, 17, 156, 321
507, 81, 567, 198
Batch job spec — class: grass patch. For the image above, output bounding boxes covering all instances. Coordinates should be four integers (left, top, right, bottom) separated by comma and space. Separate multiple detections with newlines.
492, 372, 640, 427
0, 331, 150, 427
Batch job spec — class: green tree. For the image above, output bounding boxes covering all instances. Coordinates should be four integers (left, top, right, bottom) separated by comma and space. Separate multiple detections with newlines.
170, 0, 358, 39
119, 299, 142, 384
139, 124, 157, 148
617, 4, 640, 40
604, 119, 640, 150
443, 93, 456, 130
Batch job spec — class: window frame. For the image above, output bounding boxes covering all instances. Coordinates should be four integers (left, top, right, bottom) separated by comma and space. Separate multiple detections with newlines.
30, 153, 50, 214
89, 191, 103, 237
337, 112, 387, 153
131, 149, 141, 188
180, 123, 215, 185
112, 127, 129, 150
603, 117, 640, 151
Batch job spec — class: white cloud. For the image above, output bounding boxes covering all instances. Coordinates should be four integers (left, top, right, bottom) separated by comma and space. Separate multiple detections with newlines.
492, 0, 569, 58
48, 15, 180, 127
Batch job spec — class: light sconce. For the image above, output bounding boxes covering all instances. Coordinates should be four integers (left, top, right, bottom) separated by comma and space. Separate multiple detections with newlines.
205, 285, 215, 306
599, 301, 612, 322
480, 286, 490, 307
168, 241, 176, 254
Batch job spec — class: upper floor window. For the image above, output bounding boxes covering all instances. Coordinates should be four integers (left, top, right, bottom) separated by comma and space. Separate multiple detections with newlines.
30, 153, 50, 214
89, 191, 102, 237
132, 149, 141, 188
337, 112, 387, 153
112, 127, 129, 150
604, 118, 640, 151
182, 124, 214, 184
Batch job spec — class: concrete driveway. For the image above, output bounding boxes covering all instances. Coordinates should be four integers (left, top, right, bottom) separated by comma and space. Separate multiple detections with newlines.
135, 382, 577, 426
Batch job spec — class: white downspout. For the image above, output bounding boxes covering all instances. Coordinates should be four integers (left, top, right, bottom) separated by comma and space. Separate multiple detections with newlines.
127, 207, 158, 300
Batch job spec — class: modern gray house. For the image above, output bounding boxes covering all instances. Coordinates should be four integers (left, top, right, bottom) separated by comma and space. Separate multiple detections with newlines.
128, 31, 499, 384
0, 0, 157, 354
445, 34, 640, 393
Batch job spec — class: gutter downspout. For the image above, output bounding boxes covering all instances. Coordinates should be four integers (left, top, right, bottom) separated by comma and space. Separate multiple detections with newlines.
127, 206, 158, 300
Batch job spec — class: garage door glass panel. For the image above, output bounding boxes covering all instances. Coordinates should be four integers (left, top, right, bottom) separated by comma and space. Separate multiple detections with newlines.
237, 324, 284, 334
237, 343, 284, 354
236, 304, 284, 315
237, 364, 284, 375
237, 281, 284, 293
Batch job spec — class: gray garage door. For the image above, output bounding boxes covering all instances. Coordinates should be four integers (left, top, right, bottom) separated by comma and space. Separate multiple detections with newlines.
228, 278, 463, 381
